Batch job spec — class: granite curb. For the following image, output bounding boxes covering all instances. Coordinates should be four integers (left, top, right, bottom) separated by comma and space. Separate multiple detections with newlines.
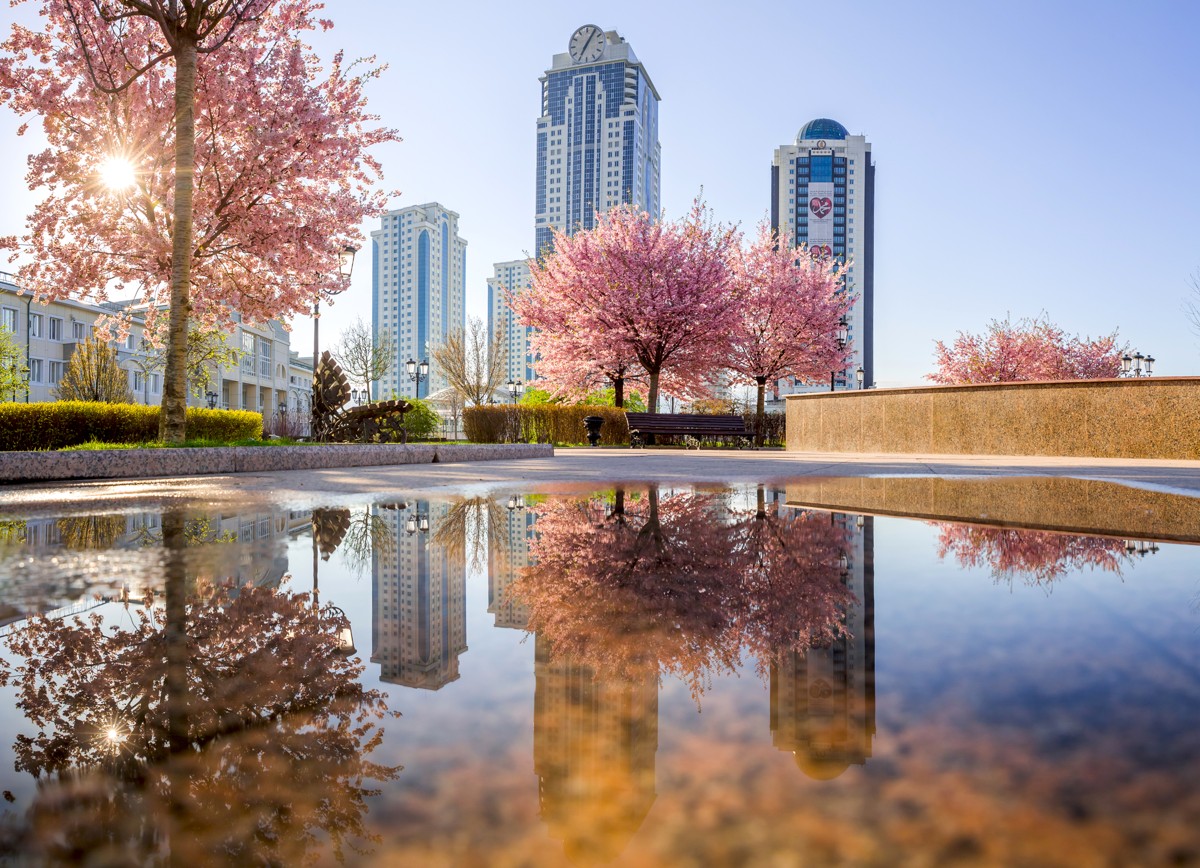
0, 443, 553, 484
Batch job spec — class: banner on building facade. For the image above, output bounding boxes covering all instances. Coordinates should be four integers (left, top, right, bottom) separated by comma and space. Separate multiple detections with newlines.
807, 181, 835, 251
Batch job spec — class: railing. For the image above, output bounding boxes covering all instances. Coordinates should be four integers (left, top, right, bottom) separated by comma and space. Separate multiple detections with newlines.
0, 596, 111, 638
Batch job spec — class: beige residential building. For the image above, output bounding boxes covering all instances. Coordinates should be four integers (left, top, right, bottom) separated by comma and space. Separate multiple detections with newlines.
1, 273, 307, 416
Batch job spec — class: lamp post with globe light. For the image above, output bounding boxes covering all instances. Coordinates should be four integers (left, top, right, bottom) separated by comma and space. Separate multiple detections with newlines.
406, 358, 429, 398
1121, 352, 1155, 377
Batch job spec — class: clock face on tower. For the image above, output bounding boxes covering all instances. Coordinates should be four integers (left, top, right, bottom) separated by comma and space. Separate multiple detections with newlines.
568, 24, 605, 63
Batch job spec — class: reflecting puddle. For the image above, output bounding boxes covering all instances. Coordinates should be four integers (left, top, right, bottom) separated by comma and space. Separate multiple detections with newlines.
0, 480, 1198, 865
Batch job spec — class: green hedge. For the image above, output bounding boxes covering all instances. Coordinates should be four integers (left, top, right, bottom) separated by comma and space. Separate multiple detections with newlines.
744, 411, 786, 446
0, 402, 263, 451
464, 405, 629, 445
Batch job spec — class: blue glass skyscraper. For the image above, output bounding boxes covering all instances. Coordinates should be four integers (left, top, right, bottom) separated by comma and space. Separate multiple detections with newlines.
534, 25, 661, 256
772, 119, 875, 390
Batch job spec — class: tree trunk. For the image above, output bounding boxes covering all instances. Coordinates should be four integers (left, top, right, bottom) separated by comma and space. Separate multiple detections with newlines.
161, 510, 190, 756
755, 377, 767, 448
160, 36, 198, 444
647, 368, 660, 413
613, 374, 624, 408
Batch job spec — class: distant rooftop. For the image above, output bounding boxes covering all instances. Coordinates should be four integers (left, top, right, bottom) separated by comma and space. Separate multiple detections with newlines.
797, 118, 849, 142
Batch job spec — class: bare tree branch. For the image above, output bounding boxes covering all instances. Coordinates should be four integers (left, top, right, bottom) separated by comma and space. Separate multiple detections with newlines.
332, 317, 395, 397
429, 316, 507, 406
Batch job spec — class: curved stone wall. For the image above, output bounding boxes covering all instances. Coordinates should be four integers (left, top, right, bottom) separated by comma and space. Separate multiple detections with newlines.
785, 377, 1200, 459
0, 443, 553, 484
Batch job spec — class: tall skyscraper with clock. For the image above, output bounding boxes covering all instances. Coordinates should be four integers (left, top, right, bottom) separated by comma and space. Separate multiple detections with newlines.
771, 119, 875, 391
533, 24, 662, 256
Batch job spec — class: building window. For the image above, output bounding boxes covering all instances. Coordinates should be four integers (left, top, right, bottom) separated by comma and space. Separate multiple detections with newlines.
48, 317, 63, 341
72, 320, 88, 340
0, 307, 16, 334
28, 313, 42, 338
49, 360, 64, 384
28, 358, 43, 383
150, 373, 160, 393
132, 370, 144, 392
125, 333, 136, 350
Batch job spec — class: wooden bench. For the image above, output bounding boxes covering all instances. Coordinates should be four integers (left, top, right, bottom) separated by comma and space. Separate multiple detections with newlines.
625, 412, 751, 448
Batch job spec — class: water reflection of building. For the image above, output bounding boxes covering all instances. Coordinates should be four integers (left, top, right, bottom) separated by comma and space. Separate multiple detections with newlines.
0, 508, 309, 632
372, 502, 467, 690
533, 634, 658, 863
488, 506, 535, 630
770, 513, 876, 779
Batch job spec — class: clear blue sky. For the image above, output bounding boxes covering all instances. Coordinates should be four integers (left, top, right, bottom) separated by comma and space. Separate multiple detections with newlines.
1, 0, 1197, 385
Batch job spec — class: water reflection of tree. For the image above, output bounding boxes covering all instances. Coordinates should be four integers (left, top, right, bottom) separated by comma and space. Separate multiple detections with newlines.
512, 487, 855, 697
431, 496, 508, 572
0, 510, 398, 864
56, 514, 129, 550
0, 519, 27, 545
935, 524, 1128, 586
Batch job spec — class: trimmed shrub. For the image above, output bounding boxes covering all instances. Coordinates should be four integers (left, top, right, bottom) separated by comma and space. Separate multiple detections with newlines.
183, 408, 263, 443
744, 411, 786, 446
402, 398, 441, 441
465, 404, 629, 445
464, 406, 520, 444
0, 402, 262, 451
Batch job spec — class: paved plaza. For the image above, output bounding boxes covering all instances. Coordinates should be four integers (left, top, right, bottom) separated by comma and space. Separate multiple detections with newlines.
6, 448, 1200, 514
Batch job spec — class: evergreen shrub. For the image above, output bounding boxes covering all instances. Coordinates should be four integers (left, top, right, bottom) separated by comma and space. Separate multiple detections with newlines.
401, 398, 441, 441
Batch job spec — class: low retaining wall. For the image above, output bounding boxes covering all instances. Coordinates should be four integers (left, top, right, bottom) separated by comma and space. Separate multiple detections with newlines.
0, 442, 553, 484
786, 377, 1200, 460
784, 476, 1200, 543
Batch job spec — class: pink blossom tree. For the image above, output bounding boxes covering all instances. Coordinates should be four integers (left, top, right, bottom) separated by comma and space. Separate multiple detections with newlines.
928, 315, 1125, 385
935, 523, 1128, 587
513, 202, 738, 412
726, 224, 854, 445
0, 1, 397, 441
511, 486, 855, 698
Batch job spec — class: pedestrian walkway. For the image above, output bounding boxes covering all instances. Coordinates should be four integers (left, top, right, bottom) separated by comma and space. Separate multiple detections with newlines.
6, 447, 1200, 514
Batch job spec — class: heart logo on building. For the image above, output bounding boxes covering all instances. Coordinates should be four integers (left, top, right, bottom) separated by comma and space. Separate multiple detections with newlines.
809, 197, 833, 218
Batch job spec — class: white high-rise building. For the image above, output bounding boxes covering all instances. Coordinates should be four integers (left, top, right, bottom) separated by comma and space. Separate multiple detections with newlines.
771, 119, 875, 393
487, 260, 534, 385
371, 501, 467, 690
534, 25, 661, 257
371, 203, 466, 399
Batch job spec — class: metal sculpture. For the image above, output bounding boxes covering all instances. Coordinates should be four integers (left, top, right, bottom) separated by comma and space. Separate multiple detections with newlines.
311, 351, 412, 443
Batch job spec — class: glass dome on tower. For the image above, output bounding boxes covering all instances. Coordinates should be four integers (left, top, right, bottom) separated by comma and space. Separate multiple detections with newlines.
796, 118, 848, 143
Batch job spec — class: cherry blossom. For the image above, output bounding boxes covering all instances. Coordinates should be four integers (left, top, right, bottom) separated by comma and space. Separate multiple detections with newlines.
928, 315, 1125, 384
0, 1, 398, 439
726, 223, 854, 443
513, 202, 738, 411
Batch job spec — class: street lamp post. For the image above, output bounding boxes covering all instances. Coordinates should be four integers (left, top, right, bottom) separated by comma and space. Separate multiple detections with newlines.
1121, 351, 1155, 377
205, 390, 218, 409
406, 358, 429, 398
831, 316, 848, 392
506, 379, 525, 403
405, 510, 430, 535
855, 366, 865, 389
